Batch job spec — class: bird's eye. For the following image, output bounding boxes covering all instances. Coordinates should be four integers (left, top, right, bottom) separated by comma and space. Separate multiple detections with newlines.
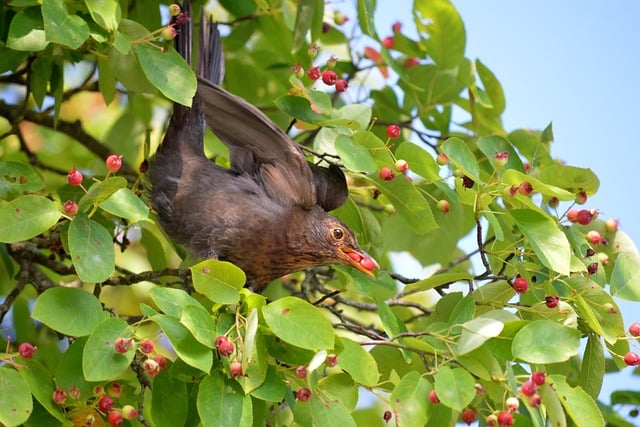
332, 228, 344, 240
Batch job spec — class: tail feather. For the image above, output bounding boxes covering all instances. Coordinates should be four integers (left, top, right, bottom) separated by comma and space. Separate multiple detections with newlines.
198, 13, 224, 85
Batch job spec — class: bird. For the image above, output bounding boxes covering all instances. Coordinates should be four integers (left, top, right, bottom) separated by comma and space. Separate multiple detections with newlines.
149, 4, 377, 292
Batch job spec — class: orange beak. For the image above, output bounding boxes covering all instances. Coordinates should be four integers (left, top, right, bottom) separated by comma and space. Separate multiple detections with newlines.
339, 246, 378, 278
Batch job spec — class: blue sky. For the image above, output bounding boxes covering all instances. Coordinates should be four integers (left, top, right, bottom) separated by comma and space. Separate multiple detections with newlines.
372, 0, 640, 406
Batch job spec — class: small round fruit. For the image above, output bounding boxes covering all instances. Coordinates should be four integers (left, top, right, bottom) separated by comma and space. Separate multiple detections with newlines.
291, 64, 304, 78
567, 209, 579, 223
528, 393, 542, 407
382, 36, 394, 49
333, 11, 348, 25
629, 322, 640, 337
63, 200, 78, 216
586, 230, 602, 245
107, 410, 124, 427
106, 154, 123, 172
107, 382, 121, 398
429, 389, 440, 404
326, 354, 338, 367
513, 276, 528, 294
229, 361, 243, 378
217, 339, 235, 357
386, 124, 401, 139
575, 191, 588, 205
403, 57, 419, 67
506, 396, 519, 412
436, 152, 449, 165
624, 351, 640, 366
307, 66, 321, 81
587, 262, 599, 275
296, 387, 312, 402
486, 414, 498, 426
67, 168, 83, 186
139, 339, 155, 354
295, 365, 307, 379
168, 4, 181, 16
360, 257, 377, 271
497, 410, 514, 426
604, 302, 617, 314
437, 199, 450, 214
379, 167, 395, 181
461, 408, 477, 425
520, 380, 537, 397
161, 26, 177, 40
321, 70, 338, 86
122, 405, 139, 420
18, 342, 36, 359
392, 21, 402, 33
576, 209, 593, 225
394, 159, 409, 173
143, 358, 161, 377
518, 181, 533, 196
605, 218, 619, 232
52, 387, 68, 405
531, 371, 546, 386
98, 396, 115, 413
545, 295, 560, 308
548, 196, 560, 208
114, 337, 134, 354
335, 79, 349, 92
494, 151, 509, 168
153, 354, 168, 370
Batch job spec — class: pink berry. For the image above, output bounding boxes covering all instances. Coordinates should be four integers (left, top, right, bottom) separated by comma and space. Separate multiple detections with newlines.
114, 337, 134, 354
321, 70, 338, 86
295, 365, 307, 379
161, 26, 177, 40
548, 196, 560, 208
531, 371, 546, 386
359, 257, 376, 271
139, 339, 155, 354
575, 191, 587, 205
586, 230, 602, 245
63, 200, 78, 216
576, 209, 593, 225
98, 395, 115, 413
528, 393, 542, 407
567, 209, 579, 223
605, 218, 619, 232
107, 382, 121, 398
629, 322, 640, 337
335, 79, 349, 92
52, 387, 67, 405
307, 66, 321, 81
518, 181, 533, 196
506, 396, 519, 412
382, 36, 394, 49
392, 21, 402, 33
326, 354, 338, 367
403, 57, 419, 67
394, 159, 409, 173
436, 152, 449, 165
494, 151, 509, 168
544, 296, 559, 309
107, 410, 124, 427
229, 361, 243, 378
66, 168, 83, 186
437, 200, 450, 214
497, 410, 514, 426
520, 380, 537, 397
153, 354, 168, 370
215, 336, 228, 347
217, 339, 235, 357
143, 358, 160, 377
122, 405, 138, 420
461, 408, 477, 425
296, 387, 312, 402
386, 124, 401, 139
18, 342, 36, 359
513, 276, 528, 294
624, 351, 640, 366
429, 389, 440, 404
379, 167, 395, 181
106, 154, 123, 173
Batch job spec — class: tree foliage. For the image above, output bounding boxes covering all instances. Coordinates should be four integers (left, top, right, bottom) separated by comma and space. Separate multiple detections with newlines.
1, 0, 639, 426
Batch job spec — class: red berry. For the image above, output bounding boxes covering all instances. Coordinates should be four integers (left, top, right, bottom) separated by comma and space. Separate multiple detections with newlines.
518, 181, 533, 196
528, 393, 542, 407
326, 354, 338, 367
494, 151, 509, 168
605, 218, 619, 232
63, 200, 78, 216
497, 410, 514, 427
383, 410, 392, 422
403, 57, 419, 67
392, 21, 402, 33
544, 296, 559, 309
295, 365, 307, 379
52, 387, 67, 405
215, 336, 228, 347
107, 410, 124, 427
629, 322, 640, 337
429, 389, 440, 404
335, 79, 349, 92
18, 342, 36, 359
436, 152, 449, 165
98, 395, 115, 413
139, 339, 155, 354
106, 154, 123, 173
586, 230, 602, 245
394, 159, 409, 173
437, 200, 450, 214
513, 276, 528, 294
143, 358, 161, 377
531, 371, 546, 386
548, 196, 560, 208
153, 354, 168, 370
576, 209, 593, 225
229, 361, 243, 378
520, 380, 537, 397
321, 70, 338, 86
122, 405, 138, 420
217, 339, 235, 357
575, 191, 587, 205
379, 167, 395, 181
107, 382, 121, 398
386, 124, 401, 139
307, 66, 321, 81
296, 387, 312, 402
114, 337, 134, 354
67, 168, 83, 186
567, 209, 579, 223
624, 351, 640, 366
461, 408, 477, 425
382, 36, 394, 49
360, 257, 377, 272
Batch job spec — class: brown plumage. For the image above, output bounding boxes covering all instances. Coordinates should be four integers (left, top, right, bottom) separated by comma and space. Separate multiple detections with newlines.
149, 5, 376, 292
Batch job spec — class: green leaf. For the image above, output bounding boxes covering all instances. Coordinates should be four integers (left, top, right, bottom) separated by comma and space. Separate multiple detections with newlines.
180, 304, 217, 349
7, 8, 49, 51
54, 337, 95, 399
292, 0, 314, 53
274, 95, 330, 123
357, 0, 377, 37
441, 137, 480, 182
511, 209, 571, 275
0, 367, 33, 426
78, 177, 127, 212
151, 314, 212, 373
20, 360, 66, 423
197, 371, 252, 427
457, 317, 504, 355
414, 0, 466, 69
610, 254, 640, 301
538, 165, 600, 195
335, 135, 377, 172
501, 169, 575, 200
571, 277, 624, 344
134, 44, 197, 106
336, 337, 379, 387
0, 195, 61, 243
434, 366, 475, 411
395, 142, 441, 181
100, 188, 149, 221
191, 259, 245, 304
237, 310, 268, 393
551, 375, 604, 427
42, 0, 90, 49
475, 59, 505, 115
82, 317, 135, 381
32, 287, 107, 336
580, 335, 605, 399
98, 56, 117, 104
0, 161, 45, 199
150, 370, 188, 427
250, 365, 286, 402
262, 297, 334, 350
149, 287, 202, 318
68, 213, 116, 282
390, 371, 430, 426
512, 320, 580, 363
310, 394, 357, 427
84, 0, 121, 31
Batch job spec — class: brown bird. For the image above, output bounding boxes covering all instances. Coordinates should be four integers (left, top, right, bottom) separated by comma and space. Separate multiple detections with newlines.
149, 5, 377, 292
